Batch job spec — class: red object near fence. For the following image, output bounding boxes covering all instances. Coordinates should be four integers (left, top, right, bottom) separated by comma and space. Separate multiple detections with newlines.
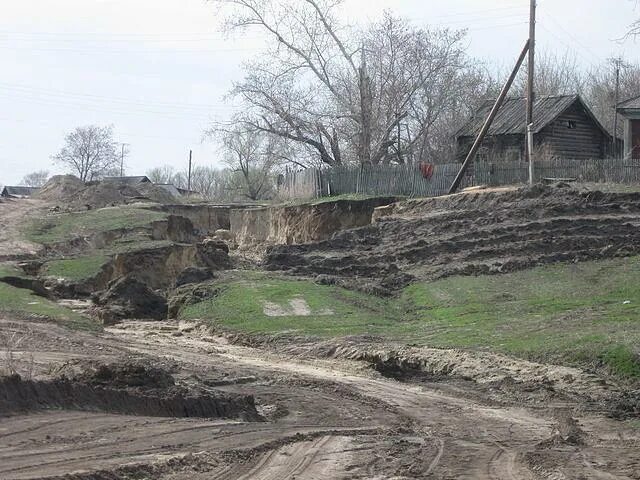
418, 162, 435, 179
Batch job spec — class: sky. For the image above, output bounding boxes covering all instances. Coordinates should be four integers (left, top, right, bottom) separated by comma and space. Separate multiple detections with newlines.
1, 0, 639, 185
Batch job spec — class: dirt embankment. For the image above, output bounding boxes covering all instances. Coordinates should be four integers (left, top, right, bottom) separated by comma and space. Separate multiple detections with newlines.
157, 205, 231, 235
265, 184, 640, 293
0, 362, 260, 420
230, 197, 398, 249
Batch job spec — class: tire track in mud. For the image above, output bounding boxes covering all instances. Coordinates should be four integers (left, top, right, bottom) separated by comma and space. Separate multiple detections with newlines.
106, 322, 549, 479
215, 435, 350, 480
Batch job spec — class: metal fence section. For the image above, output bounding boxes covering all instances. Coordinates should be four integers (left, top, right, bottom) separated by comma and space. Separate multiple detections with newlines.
277, 158, 640, 200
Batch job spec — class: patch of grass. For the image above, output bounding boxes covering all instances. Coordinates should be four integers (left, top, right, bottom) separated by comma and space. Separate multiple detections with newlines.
180, 272, 398, 336
43, 254, 109, 281
23, 206, 167, 245
602, 346, 640, 378
400, 257, 640, 377
0, 282, 100, 332
0, 263, 22, 278
181, 257, 640, 379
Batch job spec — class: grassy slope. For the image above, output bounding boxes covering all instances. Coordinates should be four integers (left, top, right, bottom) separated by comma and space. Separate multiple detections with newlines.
0, 282, 100, 331
23, 206, 166, 245
180, 258, 640, 379
23, 206, 170, 282
181, 273, 396, 337
41, 240, 174, 281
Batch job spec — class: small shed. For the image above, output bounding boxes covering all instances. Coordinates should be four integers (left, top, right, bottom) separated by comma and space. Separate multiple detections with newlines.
102, 176, 151, 185
1, 186, 40, 198
616, 95, 640, 159
456, 95, 614, 162
155, 184, 182, 198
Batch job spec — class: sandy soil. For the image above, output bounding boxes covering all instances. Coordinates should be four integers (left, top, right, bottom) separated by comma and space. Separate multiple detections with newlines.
1, 317, 638, 479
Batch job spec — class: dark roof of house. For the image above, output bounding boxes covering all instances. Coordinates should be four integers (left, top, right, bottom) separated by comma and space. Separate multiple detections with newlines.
102, 176, 151, 185
1, 186, 40, 197
156, 184, 182, 197
617, 94, 640, 111
457, 94, 610, 139
176, 187, 199, 196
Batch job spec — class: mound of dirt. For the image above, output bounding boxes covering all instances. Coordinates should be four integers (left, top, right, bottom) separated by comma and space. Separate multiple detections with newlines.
36, 175, 177, 209
92, 275, 167, 323
0, 366, 261, 420
265, 183, 640, 293
36, 175, 85, 201
76, 362, 175, 389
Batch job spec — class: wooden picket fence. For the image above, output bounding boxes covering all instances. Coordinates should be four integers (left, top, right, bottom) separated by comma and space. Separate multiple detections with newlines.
277, 158, 640, 200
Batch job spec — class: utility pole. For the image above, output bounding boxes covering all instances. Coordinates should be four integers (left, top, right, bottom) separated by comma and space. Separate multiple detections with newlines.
448, 40, 530, 194
526, 0, 536, 183
612, 57, 623, 159
120, 143, 129, 177
187, 149, 193, 194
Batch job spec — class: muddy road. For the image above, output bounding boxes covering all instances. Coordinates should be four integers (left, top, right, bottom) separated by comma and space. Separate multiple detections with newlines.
1, 317, 638, 479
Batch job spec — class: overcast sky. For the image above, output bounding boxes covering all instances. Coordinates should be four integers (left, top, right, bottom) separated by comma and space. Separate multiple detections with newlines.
1, 0, 639, 185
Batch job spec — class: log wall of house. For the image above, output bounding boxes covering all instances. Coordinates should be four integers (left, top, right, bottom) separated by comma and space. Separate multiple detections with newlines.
536, 103, 607, 160
456, 134, 524, 162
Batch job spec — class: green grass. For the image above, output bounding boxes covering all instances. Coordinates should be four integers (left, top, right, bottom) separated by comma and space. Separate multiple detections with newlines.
23, 206, 167, 245
43, 254, 110, 281
180, 272, 398, 337
180, 258, 640, 379
0, 263, 22, 278
400, 258, 640, 378
40, 240, 174, 282
0, 282, 100, 332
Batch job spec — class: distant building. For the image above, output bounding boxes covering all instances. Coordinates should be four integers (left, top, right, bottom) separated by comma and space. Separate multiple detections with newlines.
616, 95, 640, 159
102, 176, 151, 185
1, 186, 40, 199
456, 95, 615, 162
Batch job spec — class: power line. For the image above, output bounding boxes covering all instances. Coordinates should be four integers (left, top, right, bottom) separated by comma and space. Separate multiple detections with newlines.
0, 82, 233, 111
537, 24, 601, 70
540, 12, 605, 65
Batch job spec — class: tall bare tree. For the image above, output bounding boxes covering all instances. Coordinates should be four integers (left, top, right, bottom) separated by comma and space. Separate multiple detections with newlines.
513, 49, 587, 97
19, 170, 49, 187
212, 1, 472, 166
221, 128, 280, 200
51, 125, 123, 182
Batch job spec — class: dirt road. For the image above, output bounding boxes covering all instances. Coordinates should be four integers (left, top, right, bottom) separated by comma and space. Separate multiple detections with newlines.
0, 199, 44, 260
1, 318, 638, 479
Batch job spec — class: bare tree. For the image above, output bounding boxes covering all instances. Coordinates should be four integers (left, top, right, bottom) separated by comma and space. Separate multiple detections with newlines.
190, 166, 235, 200
513, 49, 587, 97
221, 128, 279, 200
586, 60, 640, 138
19, 170, 49, 187
147, 165, 178, 185
212, 1, 471, 166
51, 125, 123, 182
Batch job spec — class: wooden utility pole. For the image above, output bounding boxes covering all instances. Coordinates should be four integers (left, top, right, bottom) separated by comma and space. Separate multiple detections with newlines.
526, 0, 536, 181
120, 143, 129, 177
612, 57, 623, 159
187, 149, 193, 194
448, 41, 530, 194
